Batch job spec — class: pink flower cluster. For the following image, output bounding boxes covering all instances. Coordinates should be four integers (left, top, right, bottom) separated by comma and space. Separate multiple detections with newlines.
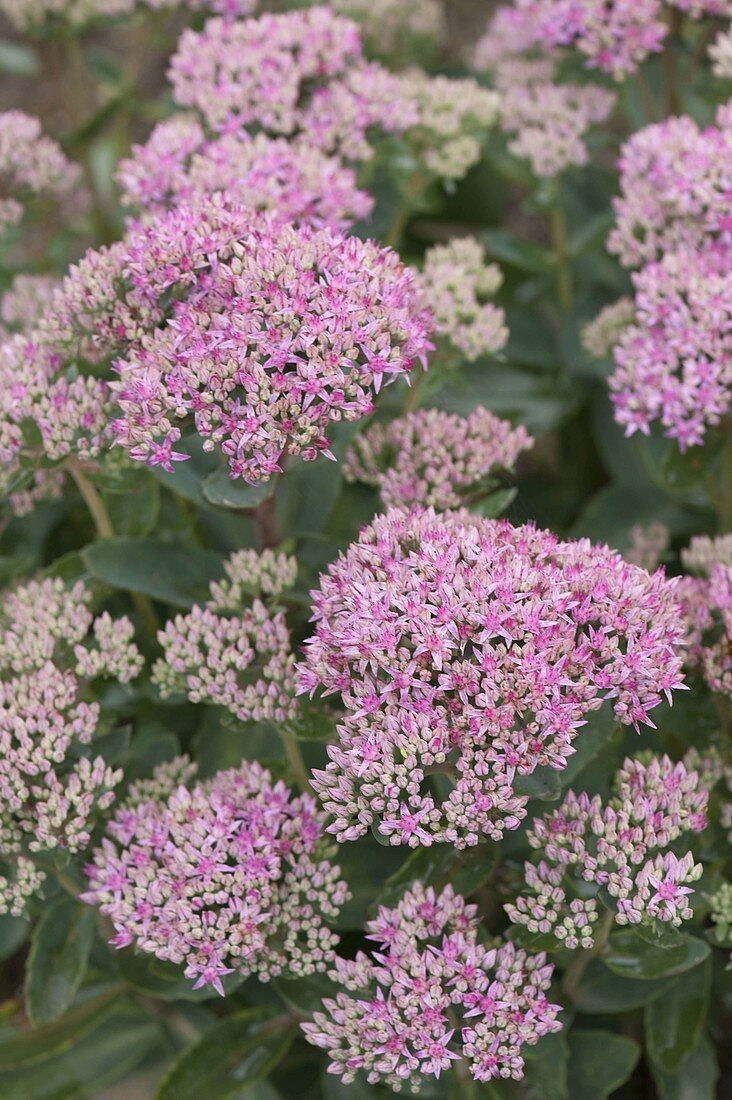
0, 578, 142, 915
168, 8, 415, 162
679, 535, 732, 699
515, 0, 667, 78
302, 883, 561, 1089
0, 335, 110, 500
394, 71, 499, 183
608, 105, 732, 268
473, 9, 614, 176
625, 522, 670, 571
608, 245, 732, 449
299, 508, 686, 847
0, 275, 74, 516
153, 549, 298, 723
507, 754, 707, 944
494, 59, 615, 177
418, 238, 508, 361
0, 110, 86, 233
582, 297, 634, 357
111, 199, 431, 481
117, 117, 373, 231
472, 5, 541, 72
344, 407, 532, 510
83, 757, 348, 995
0, 274, 59, 334
486, 0, 732, 79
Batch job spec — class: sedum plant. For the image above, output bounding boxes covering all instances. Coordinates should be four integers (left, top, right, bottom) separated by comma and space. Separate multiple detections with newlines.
0, 1, 732, 1099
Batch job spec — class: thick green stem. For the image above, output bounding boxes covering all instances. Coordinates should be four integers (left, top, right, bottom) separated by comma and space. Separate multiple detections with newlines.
720, 417, 732, 532
402, 367, 427, 414
386, 203, 412, 251
253, 490, 282, 550
66, 457, 159, 633
53, 865, 83, 900
279, 728, 312, 793
386, 171, 425, 251
549, 203, 572, 312
633, 71, 659, 124
662, 11, 683, 117
562, 909, 614, 1002
66, 456, 114, 539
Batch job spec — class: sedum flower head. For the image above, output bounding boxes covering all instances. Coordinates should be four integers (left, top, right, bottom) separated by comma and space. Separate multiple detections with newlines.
625, 522, 670, 572
609, 104, 732, 268
473, 6, 541, 72
302, 882, 561, 1089
395, 70, 499, 182
515, 0, 667, 78
117, 118, 373, 230
344, 406, 531, 511
708, 882, 732, 943
678, 536, 732, 699
495, 59, 615, 177
0, 274, 60, 334
683, 533, 732, 573
168, 7, 414, 162
710, 28, 732, 77
507, 754, 707, 942
418, 238, 508, 361
111, 199, 432, 482
299, 508, 686, 847
83, 758, 348, 994
607, 244, 732, 449
581, 296, 634, 357
0, 578, 142, 914
153, 549, 298, 723
0, 110, 86, 233
472, 12, 614, 177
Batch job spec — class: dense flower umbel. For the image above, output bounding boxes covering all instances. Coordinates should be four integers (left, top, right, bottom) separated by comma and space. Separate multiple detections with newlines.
393, 70, 499, 183
515, 0, 667, 77
0, 274, 60, 334
153, 549, 298, 723
518, 0, 732, 77
299, 508, 686, 847
472, 5, 541, 73
0, 275, 67, 517
0, 334, 111, 500
108, 198, 431, 482
625, 522, 670, 572
710, 28, 732, 76
83, 758, 349, 994
117, 118, 373, 230
507, 755, 707, 944
418, 239, 508, 361
344, 407, 532, 511
678, 536, 732, 699
682, 533, 732, 573
494, 59, 615, 177
608, 104, 732, 268
473, 10, 615, 177
581, 297, 634, 357
0, 578, 142, 915
168, 8, 415, 162
606, 244, 732, 449
0, 110, 86, 233
302, 883, 561, 1089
